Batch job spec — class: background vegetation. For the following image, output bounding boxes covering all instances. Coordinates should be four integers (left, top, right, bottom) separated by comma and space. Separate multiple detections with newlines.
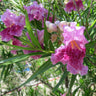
0, 0, 96, 96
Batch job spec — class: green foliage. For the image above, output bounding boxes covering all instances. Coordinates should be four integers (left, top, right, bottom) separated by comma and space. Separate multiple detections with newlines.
0, 0, 96, 96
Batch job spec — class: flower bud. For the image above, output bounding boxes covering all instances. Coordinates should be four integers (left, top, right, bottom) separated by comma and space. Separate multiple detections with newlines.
58, 21, 69, 31
55, 20, 60, 26
45, 21, 51, 27
51, 34, 57, 42
46, 21, 57, 33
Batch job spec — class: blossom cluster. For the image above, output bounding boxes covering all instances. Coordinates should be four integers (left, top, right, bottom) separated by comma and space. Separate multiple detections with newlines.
0, 9, 25, 42
0, 1, 88, 76
0, 1, 48, 58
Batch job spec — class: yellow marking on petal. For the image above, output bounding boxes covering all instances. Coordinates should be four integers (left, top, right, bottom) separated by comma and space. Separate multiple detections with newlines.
9, 23, 14, 27
73, 40, 81, 50
71, 41, 74, 49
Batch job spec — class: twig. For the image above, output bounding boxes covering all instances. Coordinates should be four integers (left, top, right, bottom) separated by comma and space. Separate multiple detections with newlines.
40, 79, 53, 89
65, 76, 69, 88
0, 86, 21, 96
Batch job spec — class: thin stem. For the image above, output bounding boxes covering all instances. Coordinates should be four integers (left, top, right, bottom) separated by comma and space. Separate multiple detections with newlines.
0, 86, 21, 96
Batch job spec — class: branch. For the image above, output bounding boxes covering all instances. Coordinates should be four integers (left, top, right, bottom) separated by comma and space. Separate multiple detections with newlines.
40, 79, 53, 89
0, 86, 22, 96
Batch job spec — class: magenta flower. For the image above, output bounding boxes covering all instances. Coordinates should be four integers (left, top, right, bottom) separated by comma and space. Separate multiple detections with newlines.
51, 22, 88, 75
23, 29, 44, 59
64, 0, 84, 12
0, 9, 25, 42
24, 1, 48, 23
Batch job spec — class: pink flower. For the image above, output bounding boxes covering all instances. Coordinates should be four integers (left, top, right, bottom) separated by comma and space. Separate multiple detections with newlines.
0, 9, 25, 42
37, 29, 44, 45
24, 1, 48, 24
51, 22, 88, 75
11, 29, 44, 59
23, 29, 44, 59
64, 0, 84, 12
1, 9, 25, 27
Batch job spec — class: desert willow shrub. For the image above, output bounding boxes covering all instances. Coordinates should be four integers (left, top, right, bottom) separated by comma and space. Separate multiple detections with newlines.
0, 0, 96, 96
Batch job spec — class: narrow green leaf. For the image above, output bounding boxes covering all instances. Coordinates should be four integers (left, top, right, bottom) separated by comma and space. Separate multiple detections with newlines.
53, 69, 68, 92
67, 75, 77, 96
0, 52, 44, 65
73, 86, 80, 96
85, 40, 96, 48
55, 64, 64, 72
88, 19, 96, 33
49, 40, 54, 51
1, 66, 5, 78
19, 59, 54, 87
0, 42, 33, 50
17, 37, 34, 48
41, 53, 51, 58
25, 11, 41, 49
4, 64, 13, 79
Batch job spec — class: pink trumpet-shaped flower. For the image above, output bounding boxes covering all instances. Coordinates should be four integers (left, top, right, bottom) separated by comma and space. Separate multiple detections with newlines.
0, 9, 25, 42
64, 0, 84, 12
24, 1, 48, 24
51, 22, 88, 76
